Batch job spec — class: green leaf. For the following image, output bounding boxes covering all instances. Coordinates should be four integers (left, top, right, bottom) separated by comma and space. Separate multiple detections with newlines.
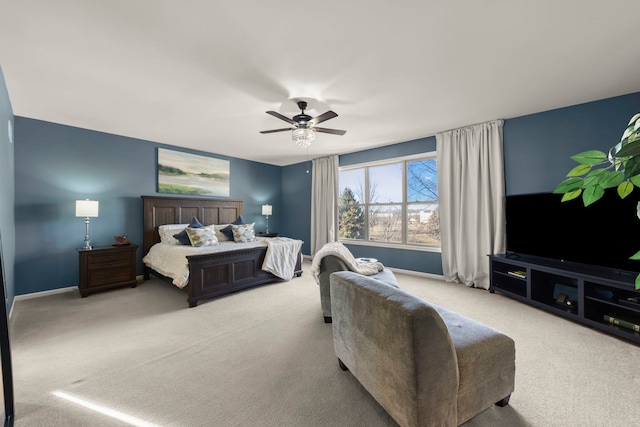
621, 125, 634, 143
629, 174, 640, 187
585, 168, 608, 177
561, 189, 581, 201
569, 150, 607, 165
624, 157, 640, 179
566, 164, 592, 177
582, 174, 601, 188
617, 181, 634, 198
615, 140, 640, 158
553, 177, 583, 194
635, 274, 640, 291
628, 113, 640, 126
635, 118, 640, 132
599, 170, 624, 189
630, 250, 640, 260
582, 185, 605, 206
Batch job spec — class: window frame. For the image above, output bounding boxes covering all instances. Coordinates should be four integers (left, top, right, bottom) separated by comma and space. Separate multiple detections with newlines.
338, 152, 440, 253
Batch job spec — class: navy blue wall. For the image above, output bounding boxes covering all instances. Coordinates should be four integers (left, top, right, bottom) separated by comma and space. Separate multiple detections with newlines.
10, 91, 640, 296
503, 92, 640, 195
0, 67, 15, 309
281, 161, 312, 255
14, 118, 284, 295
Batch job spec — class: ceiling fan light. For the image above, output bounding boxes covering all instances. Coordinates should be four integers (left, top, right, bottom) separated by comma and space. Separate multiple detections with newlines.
292, 128, 314, 148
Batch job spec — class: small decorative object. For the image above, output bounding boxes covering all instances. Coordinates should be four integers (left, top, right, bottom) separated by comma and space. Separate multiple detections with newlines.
262, 204, 272, 233
114, 235, 131, 246
75, 199, 99, 250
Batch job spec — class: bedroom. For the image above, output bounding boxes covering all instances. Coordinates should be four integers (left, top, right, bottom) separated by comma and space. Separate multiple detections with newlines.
2, 76, 640, 427
3, 93, 640, 306
1, 1, 640, 425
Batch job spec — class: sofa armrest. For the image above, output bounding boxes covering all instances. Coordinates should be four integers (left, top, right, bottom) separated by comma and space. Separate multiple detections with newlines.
318, 256, 353, 320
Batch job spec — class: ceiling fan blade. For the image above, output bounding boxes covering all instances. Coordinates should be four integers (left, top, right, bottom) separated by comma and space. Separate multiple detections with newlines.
312, 127, 346, 136
309, 110, 338, 126
266, 111, 294, 124
260, 128, 293, 134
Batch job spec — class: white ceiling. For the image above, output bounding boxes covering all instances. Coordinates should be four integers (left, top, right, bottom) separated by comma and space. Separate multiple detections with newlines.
1, 1, 639, 166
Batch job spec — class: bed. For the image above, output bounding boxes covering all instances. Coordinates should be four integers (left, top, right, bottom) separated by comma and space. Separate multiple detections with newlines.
141, 195, 303, 307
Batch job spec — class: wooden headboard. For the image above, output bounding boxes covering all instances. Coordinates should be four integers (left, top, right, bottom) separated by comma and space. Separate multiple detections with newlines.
141, 195, 243, 255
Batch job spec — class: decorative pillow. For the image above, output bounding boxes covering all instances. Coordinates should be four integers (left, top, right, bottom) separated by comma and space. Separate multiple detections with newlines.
220, 216, 246, 240
186, 225, 219, 247
214, 224, 232, 242
231, 222, 256, 243
158, 224, 189, 245
173, 216, 203, 245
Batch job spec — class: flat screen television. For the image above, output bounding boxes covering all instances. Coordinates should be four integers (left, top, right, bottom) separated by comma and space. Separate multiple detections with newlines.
505, 191, 640, 275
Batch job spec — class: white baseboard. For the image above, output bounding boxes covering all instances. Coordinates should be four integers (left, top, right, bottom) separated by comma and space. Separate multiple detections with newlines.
386, 267, 444, 280
9, 275, 146, 319
13, 286, 77, 302
10, 286, 77, 320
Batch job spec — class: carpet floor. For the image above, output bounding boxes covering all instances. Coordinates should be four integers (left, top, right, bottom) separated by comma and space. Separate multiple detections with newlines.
8, 259, 640, 426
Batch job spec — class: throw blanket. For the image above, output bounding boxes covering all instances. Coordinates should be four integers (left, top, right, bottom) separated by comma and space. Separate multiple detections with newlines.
262, 237, 304, 280
310, 241, 385, 285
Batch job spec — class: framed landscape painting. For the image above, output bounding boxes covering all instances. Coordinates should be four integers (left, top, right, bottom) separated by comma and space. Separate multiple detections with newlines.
157, 148, 230, 197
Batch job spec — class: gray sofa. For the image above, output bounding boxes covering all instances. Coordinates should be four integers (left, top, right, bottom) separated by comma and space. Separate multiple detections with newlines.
318, 255, 398, 323
330, 271, 515, 427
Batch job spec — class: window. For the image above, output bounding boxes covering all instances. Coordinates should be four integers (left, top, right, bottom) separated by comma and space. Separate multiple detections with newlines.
338, 154, 439, 249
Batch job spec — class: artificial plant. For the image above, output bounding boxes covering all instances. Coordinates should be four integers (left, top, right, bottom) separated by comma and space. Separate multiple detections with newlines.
554, 112, 640, 290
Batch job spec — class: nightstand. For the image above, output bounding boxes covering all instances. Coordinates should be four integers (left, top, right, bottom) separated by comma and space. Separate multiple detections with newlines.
256, 232, 278, 238
78, 244, 139, 297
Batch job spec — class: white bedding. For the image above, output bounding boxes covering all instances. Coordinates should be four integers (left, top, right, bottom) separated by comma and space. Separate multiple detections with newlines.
143, 237, 302, 288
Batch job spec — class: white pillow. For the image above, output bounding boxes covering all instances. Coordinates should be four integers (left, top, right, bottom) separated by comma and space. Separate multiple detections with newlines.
232, 223, 256, 243
186, 225, 219, 247
158, 224, 188, 245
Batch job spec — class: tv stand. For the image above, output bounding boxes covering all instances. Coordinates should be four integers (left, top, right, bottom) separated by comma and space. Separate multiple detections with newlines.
489, 254, 640, 345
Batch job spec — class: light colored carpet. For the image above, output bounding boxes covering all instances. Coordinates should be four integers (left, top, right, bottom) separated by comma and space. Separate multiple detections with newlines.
8, 260, 640, 426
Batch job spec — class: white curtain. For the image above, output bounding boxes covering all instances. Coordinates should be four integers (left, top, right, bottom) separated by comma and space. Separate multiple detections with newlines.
436, 120, 505, 289
311, 155, 339, 256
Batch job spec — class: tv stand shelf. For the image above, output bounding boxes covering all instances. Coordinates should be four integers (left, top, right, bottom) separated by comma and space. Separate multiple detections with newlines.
489, 254, 640, 345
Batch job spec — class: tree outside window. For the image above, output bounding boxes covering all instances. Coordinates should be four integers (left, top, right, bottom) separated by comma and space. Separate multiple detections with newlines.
338, 155, 439, 247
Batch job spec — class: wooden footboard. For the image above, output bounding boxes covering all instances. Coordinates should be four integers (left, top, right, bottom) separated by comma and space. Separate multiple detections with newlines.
186, 246, 302, 307
142, 195, 303, 308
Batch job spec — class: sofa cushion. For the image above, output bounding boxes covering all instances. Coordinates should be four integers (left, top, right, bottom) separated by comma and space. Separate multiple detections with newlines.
434, 306, 516, 424
371, 268, 400, 288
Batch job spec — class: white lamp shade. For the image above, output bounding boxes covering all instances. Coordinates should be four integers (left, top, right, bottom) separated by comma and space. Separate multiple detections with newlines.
261, 204, 272, 216
76, 200, 99, 217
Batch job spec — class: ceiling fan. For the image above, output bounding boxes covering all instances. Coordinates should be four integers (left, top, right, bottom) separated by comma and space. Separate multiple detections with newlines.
260, 101, 346, 148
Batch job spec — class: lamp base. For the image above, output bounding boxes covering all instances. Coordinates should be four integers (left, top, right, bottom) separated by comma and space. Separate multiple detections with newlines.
83, 217, 93, 250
